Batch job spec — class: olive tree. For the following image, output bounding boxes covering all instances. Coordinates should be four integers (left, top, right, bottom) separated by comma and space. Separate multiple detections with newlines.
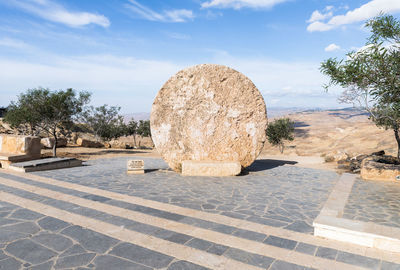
82, 105, 125, 142
320, 15, 400, 158
266, 118, 295, 153
4, 88, 90, 157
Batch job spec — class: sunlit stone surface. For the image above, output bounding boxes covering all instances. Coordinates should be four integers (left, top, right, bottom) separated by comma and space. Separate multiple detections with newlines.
150, 64, 267, 172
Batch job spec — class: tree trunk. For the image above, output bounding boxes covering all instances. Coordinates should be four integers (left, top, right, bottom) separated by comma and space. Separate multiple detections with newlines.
133, 133, 137, 148
395, 128, 400, 159
52, 133, 58, 157
279, 143, 284, 154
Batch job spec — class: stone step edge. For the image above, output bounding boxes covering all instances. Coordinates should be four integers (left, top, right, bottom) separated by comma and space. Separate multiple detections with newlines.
314, 172, 400, 253
3, 170, 399, 264
0, 177, 367, 270
314, 215, 400, 253
7, 158, 82, 173
0, 191, 264, 270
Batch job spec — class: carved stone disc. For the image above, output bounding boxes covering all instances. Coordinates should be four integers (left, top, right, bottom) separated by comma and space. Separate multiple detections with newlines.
150, 64, 268, 172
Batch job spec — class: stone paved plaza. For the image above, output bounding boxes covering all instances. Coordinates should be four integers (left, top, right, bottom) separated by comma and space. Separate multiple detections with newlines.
343, 178, 400, 228
0, 157, 399, 270
33, 157, 338, 235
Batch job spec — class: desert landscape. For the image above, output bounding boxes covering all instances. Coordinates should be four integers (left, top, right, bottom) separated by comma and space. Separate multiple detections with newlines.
1, 107, 393, 172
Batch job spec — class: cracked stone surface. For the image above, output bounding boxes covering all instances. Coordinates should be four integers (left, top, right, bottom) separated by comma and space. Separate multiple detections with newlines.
34, 157, 338, 234
150, 64, 268, 172
0, 201, 202, 270
343, 178, 400, 228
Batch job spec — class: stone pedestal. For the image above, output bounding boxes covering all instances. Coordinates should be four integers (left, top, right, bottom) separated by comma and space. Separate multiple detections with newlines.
182, 160, 241, 177
127, 160, 145, 174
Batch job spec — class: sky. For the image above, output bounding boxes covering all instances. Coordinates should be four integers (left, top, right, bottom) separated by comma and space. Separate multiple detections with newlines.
1, 0, 400, 114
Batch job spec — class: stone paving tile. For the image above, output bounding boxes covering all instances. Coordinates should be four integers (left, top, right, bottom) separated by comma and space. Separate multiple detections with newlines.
93, 255, 152, 270
224, 247, 275, 269
206, 243, 229, 256
380, 261, 400, 270
315, 246, 338, 260
295, 242, 317, 255
343, 178, 400, 228
269, 260, 314, 270
110, 242, 174, 269
185, 238, 214, 251
29, 157, 338, 234
167, 260, 211, 270
0, 201, 210, 270
5, 239, 58, 264
37, 216, 69, 232
32, 233, 73, 252
9, 208, 44, 220
336, 251, 381, 270
0, 257, 21, 269
61, 225, 120, 253
232, 228, 268, 242
264, 235, 298, 250
54, 253, 96, 269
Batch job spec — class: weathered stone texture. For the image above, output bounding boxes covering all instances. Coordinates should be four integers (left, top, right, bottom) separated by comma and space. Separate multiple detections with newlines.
76, 138, 104, 148
0, 135, 41, 156
361, 156, 400, 182
150, 64, 267, 172
182, 160, 242, 176
41, 137, 67, 149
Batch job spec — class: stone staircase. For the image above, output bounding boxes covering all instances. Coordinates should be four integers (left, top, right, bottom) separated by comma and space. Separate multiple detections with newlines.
0, 171, 399, 270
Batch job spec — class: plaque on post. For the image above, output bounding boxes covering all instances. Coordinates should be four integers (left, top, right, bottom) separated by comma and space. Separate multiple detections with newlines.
127, 160, 145, 174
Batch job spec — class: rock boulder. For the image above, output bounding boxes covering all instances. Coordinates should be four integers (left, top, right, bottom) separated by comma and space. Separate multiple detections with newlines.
150, 64, 268, 172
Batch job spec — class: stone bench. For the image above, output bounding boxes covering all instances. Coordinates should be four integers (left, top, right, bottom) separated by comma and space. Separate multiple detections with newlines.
0, 135, 41, 169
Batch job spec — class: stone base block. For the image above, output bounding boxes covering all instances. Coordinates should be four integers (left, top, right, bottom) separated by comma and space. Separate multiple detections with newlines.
127, 169, 145, 174
361, 156, 400, 182
182, 160, 241, 177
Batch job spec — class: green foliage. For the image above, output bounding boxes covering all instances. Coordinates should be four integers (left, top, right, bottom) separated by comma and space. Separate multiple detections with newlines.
124, 119, 138, 136
4, 88, 90, 157
82, 105, 125, 142
137, 120, 151, 137
266, 118, 295, 153
320, 14, 400, 158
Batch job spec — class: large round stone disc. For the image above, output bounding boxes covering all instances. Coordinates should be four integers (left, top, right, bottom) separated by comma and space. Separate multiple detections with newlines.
150, 64, 268, 172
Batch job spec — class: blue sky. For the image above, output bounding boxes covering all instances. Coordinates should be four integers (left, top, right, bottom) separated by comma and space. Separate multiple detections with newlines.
1, 0, 400, 113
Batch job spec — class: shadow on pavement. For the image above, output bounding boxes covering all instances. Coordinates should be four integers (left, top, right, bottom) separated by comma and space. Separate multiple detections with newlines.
245, 159, 298, 173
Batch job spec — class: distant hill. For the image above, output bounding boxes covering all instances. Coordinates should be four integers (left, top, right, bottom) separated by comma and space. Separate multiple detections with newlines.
123, 107, 360, 121
123, 112, 150, 122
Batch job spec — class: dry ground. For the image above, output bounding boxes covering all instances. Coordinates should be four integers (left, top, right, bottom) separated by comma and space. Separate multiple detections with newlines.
262, 108, 397, 158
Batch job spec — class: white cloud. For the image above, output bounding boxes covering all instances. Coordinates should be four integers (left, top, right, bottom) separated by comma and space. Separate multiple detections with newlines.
325, 6, 334, 11
0, 37, 31, 49
307, 0, 400, 32
164, 32, 191, 40
307, 10, 333, 23
0, 49, 343, 112
325, 43, 341, 52
201, 0, 288, 10
8, 0, 110, 28
125, 0, 194, 22
0, 54, 183, 112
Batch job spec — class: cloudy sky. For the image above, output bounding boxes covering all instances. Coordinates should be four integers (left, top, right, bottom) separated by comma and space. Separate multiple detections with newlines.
1, 0, 400, 113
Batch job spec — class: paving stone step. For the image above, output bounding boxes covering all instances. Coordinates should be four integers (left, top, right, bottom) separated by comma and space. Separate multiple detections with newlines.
0, 181, 311, 270
1, 171, 400, 267
0, 194, 265, 270
0, 173, 397, 269
0, 200, 214, 270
